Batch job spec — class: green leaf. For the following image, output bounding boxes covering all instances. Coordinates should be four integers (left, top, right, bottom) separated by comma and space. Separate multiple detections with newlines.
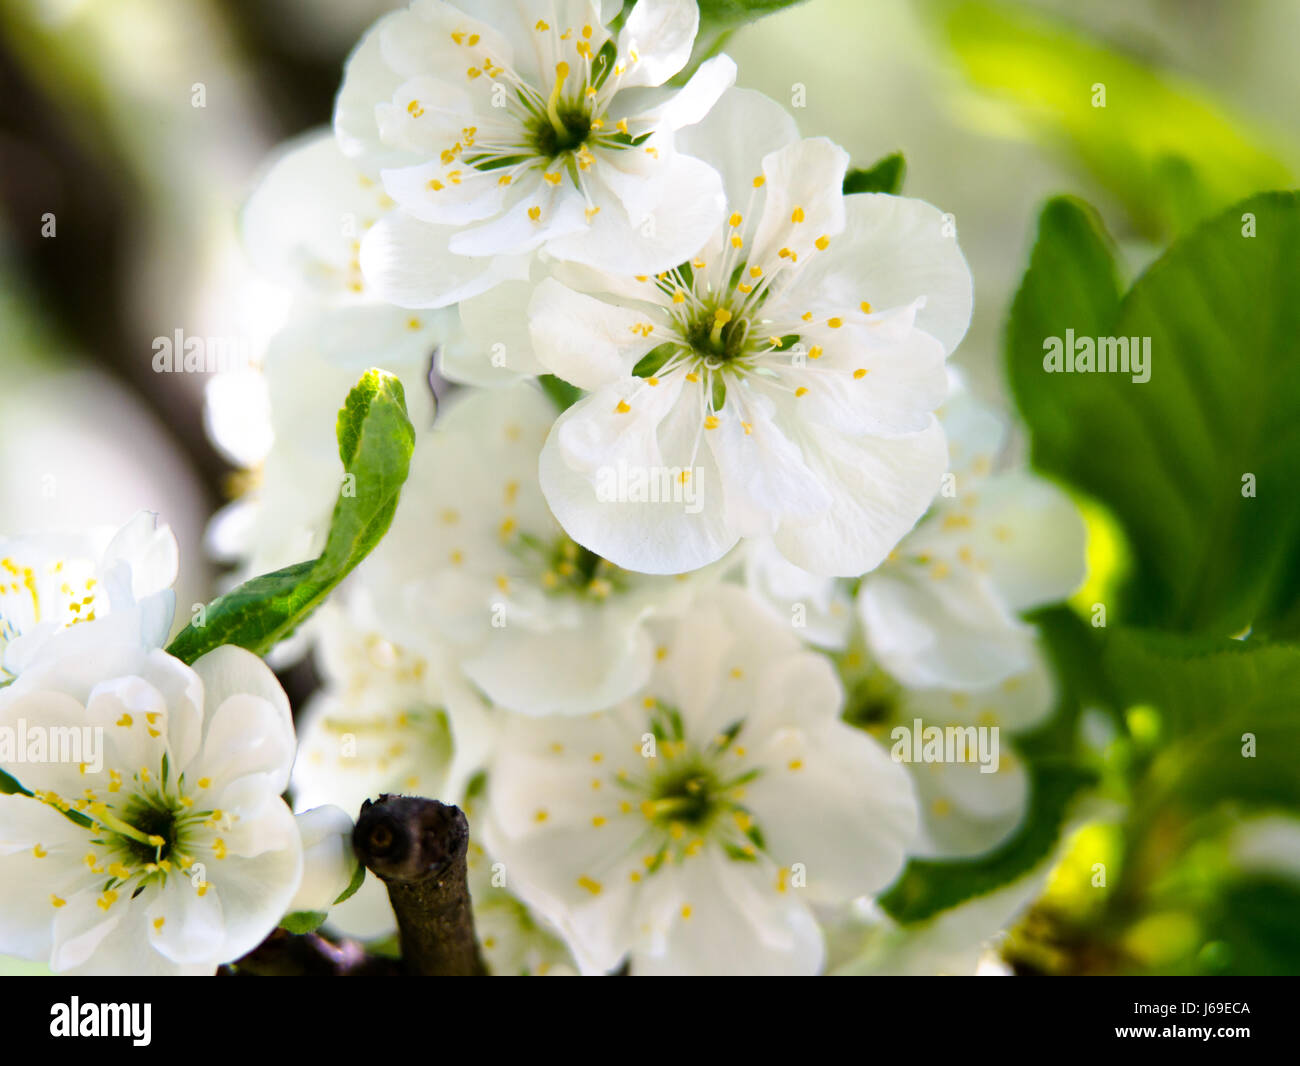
880, 759, 1096, 925
1209, 878, 1300, 976
538, 373, 584, 413
672, 0, 809, 85
697, 0, 809, 21
333, 860, 367, 906
931, 0, 1293, 237
1008, 192, 1300, 638
878, 608, 1100, 924
1106, 630, 1300, 813
166, 369, 417, 664
844, 152, 906, 196
279, 911, 328, 935
0, 768, 30, 796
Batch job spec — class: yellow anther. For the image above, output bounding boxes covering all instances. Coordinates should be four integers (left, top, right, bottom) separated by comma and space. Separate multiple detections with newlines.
853, 368, 868, 379
709, 307, 732, 345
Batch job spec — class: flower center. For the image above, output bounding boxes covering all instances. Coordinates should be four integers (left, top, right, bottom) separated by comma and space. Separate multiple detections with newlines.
645, 760, 723, 829
504, 528, 626, 600
625, 705, 764, 868
427, 24, 642, 205
531, 100, 594, 158
839, 654, 903, 734
116, 794, 181, 865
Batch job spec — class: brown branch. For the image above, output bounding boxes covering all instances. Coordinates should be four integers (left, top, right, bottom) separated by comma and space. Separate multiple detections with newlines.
352, 795, 488, 976
222, 929, 400, 976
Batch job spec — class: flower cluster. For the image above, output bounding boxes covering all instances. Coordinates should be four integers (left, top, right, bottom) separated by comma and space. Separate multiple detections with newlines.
3, 0, 1086, 976
0, 515, 356, 975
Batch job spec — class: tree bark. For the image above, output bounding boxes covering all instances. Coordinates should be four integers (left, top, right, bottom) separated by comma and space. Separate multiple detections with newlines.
352, 795, 488, 977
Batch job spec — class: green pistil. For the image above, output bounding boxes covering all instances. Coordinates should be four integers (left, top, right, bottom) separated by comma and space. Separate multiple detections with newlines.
647, 761, 723, 829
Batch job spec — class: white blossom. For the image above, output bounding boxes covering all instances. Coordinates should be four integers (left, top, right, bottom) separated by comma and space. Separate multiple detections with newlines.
531, 88, 973, 575
336, 0, 734, 307
0, 642, 301, 975
355, 382, 717, 715
0, 512, 177, 683
483, 585, 917, 974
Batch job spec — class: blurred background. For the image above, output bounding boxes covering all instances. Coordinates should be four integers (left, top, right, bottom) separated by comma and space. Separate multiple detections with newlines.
1, 0, 1296, 974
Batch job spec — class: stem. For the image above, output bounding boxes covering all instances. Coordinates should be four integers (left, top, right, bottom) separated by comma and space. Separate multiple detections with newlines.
352, 795, 488, 977
223, 930, 400, 977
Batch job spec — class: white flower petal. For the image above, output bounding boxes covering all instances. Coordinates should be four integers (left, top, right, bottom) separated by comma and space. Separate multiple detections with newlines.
858, 567, 1038, 688
744, 716, 918, 902
442, 280, 548, 385
334, 13, 416, 173
360, 210, 529, 308
676, 86, 800, 216
617, 0, 699, 88
540, 379, 738, 574
751, 137, 849, 266
529, 277, 659, 390
707, 395, 832, 537
547, 152, 726, 274
805, 194, 974, 356
964, 471, 1087, 611
772, 417, 948, 577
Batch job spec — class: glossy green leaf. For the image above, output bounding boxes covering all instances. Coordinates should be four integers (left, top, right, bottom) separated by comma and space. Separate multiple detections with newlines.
1008, 192, 1300, 638
844, 152, 906, 195
166, 369, 417, 664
